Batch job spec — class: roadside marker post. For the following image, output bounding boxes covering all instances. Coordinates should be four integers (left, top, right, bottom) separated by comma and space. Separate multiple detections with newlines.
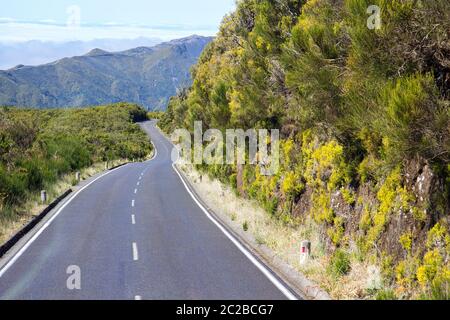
40, 190, 47, 204
300, 240, 311, 265
75, 172, 81, 182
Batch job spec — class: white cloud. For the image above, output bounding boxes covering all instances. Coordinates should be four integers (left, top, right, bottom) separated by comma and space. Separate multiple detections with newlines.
0, 21, 218, 43
38, 19, 58, 24
0, 17, 15, 22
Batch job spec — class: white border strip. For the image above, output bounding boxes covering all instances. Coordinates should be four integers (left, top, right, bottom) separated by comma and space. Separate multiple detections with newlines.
132, 242, 139, 261
154, 123, 297, 300
0, 129, 157, 281
147, 141, 158, 162
0, 164, 128, 279
172, 163, 298, 301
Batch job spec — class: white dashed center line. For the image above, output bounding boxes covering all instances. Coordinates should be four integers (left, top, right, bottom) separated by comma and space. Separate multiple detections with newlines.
132, 242, 139, 261
134, 189, 137, 194
137, 182, 140, 186
131, 200, 135, 207
135, 295, 142, 300
131, 214, 136, 225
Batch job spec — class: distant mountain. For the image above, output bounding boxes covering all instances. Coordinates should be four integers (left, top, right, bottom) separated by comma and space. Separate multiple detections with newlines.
0, 37, 163, 70
0, 35, 213, 110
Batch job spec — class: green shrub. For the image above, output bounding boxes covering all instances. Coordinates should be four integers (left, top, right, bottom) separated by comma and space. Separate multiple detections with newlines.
156, 0, 450, 298
328, 249, 351, 277
22, 160, 44, 190
0, 103, 152, 217
376, 289, 398, 301
375, 74, 448, 165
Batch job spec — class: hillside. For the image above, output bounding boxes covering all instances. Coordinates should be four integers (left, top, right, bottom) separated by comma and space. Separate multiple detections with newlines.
160, 0, 450, 299
0, 35, 212, 110
0, 103, 152, 244
0, 38, 162, 70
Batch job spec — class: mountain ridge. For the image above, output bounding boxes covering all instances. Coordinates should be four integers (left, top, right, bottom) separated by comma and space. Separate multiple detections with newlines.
0, 35, 213, 110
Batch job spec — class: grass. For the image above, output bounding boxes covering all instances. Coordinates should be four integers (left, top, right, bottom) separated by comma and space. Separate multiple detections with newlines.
0, 159, 128, 246
179, 163, 379, 300
328, 250, 351, 277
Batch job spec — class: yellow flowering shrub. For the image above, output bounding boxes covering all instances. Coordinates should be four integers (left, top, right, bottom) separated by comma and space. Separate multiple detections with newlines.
341, 187, 356, 205
328, 216, 345, 246
305, 140, 350, 191
415, 222, 450, 299
400, 232, 413, 253
311, 190, 334, 223
417, 249, 443, 287
282, 171, 304, 199
365, 167, 416, 250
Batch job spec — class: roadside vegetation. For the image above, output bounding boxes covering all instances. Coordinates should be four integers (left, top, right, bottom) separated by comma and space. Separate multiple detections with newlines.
160, 0, 450, 299
0, 103, 152, 244
147, 110, 165, 120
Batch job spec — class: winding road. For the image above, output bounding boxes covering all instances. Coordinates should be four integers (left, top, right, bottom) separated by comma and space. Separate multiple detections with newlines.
0, 121, 295, 300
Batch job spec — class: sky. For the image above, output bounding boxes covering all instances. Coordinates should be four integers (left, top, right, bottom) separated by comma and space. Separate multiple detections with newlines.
0, 0, 236, 42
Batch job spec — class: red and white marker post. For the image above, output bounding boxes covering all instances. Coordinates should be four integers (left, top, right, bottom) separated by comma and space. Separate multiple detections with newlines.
300, 240, 311, 265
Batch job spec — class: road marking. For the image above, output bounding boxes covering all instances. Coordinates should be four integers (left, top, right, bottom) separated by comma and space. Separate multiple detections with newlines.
134, 189, 137, 194
139, 177, 142, 181
132, 242, 139, 261
147, 140, 158, 162
137, 182, 140, 186
149, 125, 298, 300
172, 163, 298, 300
131, 200, 135, 207
135, 295, 142, 300
153, 136, 169, 156
0, 164, 130, 279
131, 214, 136, 225
146, 125, 295, 299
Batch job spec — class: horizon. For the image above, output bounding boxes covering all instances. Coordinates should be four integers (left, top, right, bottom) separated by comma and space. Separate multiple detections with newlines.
0, 0, 236, 42
0, 0, 235, 69
0, 34, 213, 70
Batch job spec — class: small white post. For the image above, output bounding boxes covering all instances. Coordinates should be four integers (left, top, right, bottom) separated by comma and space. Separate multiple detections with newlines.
75, 172, 81, 181
40, 190, 47, 204
300, 240, 311, 265
105, 161, 109, 170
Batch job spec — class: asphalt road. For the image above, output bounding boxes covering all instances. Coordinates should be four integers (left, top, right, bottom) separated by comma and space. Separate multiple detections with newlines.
0, 121, 293, 300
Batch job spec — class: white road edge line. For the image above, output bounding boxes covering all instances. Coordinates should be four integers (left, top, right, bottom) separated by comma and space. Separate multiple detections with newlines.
132, 242, 139, 261
149, 141, 158, 161
131, 214, 136, 225
172, 162, 298, 301
0, 131, 158, 279
149, 123, 297, 300
0, 164, 129, 279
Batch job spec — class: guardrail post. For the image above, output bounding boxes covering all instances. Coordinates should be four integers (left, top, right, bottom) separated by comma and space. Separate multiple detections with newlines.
40, 190, 47, 204
75, 172, 81, 182
300, 240, 311, 264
